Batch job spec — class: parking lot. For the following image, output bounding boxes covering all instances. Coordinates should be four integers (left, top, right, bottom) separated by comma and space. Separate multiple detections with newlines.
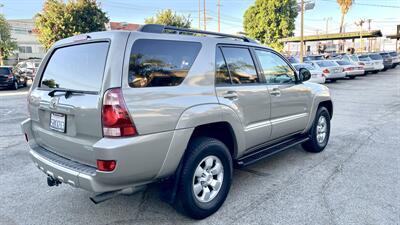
0, 68, 399, 225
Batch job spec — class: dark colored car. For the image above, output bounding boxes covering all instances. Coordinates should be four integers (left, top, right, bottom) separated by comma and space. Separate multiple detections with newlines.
378, 52, 393, 71
0, 66, 28, 90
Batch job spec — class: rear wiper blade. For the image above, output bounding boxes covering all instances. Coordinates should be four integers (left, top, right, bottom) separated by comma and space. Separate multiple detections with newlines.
48, 88, 97, 98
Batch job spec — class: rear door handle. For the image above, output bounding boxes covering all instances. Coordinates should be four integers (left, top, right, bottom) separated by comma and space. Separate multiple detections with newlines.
222, 91, 238, 100
270, 88, 281, 96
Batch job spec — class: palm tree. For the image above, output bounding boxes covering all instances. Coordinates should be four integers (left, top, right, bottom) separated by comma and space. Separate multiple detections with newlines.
337, 0, 354, 33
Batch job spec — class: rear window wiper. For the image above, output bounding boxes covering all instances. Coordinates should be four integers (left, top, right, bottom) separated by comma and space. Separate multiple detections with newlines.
48, 88, 98, 98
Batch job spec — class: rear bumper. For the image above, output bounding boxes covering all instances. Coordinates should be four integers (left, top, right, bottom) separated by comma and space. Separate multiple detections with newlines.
326, 72, 346, 79
345, 70, 364, 76
21, 118, 187, 193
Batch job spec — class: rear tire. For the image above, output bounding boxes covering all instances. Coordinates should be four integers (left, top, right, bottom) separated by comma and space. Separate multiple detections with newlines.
12, 81, 18, 90
302, 107, 331, 153
177, 137, 232, 219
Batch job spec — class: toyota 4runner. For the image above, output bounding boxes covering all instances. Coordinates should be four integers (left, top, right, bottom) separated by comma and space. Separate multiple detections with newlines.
21, 24, 333, 219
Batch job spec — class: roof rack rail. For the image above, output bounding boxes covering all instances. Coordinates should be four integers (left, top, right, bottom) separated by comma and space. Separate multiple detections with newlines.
138, 24, 258, 43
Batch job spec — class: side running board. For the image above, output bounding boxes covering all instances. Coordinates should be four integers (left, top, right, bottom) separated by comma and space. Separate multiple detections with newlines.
236, 136, 309, 167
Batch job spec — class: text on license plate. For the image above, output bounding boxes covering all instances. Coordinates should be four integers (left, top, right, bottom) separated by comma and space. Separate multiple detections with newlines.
50, 113, 66, 132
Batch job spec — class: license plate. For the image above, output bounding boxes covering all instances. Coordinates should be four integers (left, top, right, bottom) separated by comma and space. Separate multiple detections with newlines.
50, 113, 66, 133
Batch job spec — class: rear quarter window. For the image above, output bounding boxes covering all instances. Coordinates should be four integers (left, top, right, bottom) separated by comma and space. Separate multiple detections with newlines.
40, 42, 109, 91
0, 68, 11, 75
128, 39, 201, 88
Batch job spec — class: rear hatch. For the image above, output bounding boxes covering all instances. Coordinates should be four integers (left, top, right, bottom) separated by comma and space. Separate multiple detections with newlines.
0, 67, 12, 83
29, 41, 110, 167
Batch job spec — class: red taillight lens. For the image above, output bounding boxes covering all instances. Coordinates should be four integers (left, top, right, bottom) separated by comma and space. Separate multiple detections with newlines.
323, 69, 330, 74
345, 67, 353, 71
96, 160, 116, 172
102, 88, 137, 137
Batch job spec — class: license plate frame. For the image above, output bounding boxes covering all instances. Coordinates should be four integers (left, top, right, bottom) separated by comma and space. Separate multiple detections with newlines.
50, 112, 66, 133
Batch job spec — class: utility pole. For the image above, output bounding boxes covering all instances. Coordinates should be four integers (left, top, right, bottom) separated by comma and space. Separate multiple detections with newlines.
217, 0, 221, 32
198, 0, 201, 29
355, 19, 365, 53
300, 0, 304, 62
367, 19, 372, 51
324, 17, 332, 34
203, 0, 206, 31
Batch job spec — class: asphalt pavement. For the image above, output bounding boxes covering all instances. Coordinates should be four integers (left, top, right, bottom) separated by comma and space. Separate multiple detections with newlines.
0, 68, 399, 225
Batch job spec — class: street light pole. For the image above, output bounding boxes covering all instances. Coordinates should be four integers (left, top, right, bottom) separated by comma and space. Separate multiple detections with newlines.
300, 0, 304, 63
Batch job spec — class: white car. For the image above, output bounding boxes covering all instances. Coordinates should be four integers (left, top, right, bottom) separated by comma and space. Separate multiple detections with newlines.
292, 63, 326, 84
334, 60, 364, 79
362, 54, 384, 73
308, 60, 346, 82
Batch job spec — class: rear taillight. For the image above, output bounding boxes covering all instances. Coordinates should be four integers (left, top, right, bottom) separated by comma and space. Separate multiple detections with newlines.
96, 160, 116, 172
102, 88, 137, 137
323, 69, 330, 74
345, 67, 353, 71
7, 74, 13, 79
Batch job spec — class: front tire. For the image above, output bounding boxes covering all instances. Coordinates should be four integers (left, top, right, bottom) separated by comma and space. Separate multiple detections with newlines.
177, 137, 233, 219
302, 107, 331, 153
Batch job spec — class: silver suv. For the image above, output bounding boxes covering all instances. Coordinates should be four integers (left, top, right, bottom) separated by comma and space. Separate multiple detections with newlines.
21, 25, 333, 219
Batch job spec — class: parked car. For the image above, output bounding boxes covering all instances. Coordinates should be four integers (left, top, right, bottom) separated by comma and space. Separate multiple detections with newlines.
21, 25, 333, 219
355, 55, 376, 74
378, 52, 393, 71
362, 54, 384, 73
0, 66, 28, 90
388, 51, 399, 68
308, 60, 346, 82
292, 63, 325, 83
334, 60, 364, 79
15, 60, 41, 80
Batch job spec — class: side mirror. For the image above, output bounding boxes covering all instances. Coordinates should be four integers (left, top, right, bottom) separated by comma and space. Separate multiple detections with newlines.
298, 68, 311, 82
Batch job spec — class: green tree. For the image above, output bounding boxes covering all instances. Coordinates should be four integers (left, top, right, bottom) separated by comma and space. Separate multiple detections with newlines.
243, 0, 298, 51
35, 0, 109, 50
337, 0, 353, 33
0, 14, 17, 65
145, 9, 191, 28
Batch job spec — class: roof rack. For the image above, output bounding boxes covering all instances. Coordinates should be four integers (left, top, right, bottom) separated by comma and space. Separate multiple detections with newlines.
138, 24, 258, 43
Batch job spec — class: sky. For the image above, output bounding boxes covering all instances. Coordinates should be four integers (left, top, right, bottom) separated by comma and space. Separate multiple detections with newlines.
2, 0, 400, 36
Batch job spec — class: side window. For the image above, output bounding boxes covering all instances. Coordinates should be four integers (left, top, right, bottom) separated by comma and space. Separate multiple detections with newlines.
255, 50, 295, 84
221, 47, 259, 84
128, 39, 201, 88
215, 47, 231, 85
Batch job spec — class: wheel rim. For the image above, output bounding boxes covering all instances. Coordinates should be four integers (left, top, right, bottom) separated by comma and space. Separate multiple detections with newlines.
316, 115, 327, 144
192, 155, 224, 203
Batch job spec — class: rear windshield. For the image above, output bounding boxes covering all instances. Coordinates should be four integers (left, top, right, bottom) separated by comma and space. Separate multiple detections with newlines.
311, 55, 324, 60
128, 39, 201, 88
358, 55, 371, 61
335, 60, 351, 65
389, 52, 398, 57
40, 42, 109, 91
294, 64, 314, 70
316, 61, 336, 67
369, 54, 382, 60
0, 67, 11, 75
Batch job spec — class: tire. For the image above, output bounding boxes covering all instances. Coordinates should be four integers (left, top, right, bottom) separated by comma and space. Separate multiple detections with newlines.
12, 81, 18, 90
177, 137, 233, 219
302, 107, 331, 153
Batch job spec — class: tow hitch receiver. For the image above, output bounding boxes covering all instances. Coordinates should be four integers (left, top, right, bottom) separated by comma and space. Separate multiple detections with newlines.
47, 176, 61, 187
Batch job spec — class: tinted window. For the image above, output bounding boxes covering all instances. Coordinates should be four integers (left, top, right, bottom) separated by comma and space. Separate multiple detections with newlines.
255, 50, 295, 84
215, 48, 231, 84
40, 42, 109, 91
316, 61, 337, 67
336, 60, 351, 65
0, 68, 11, 75
369, 54, 383, 60
221, 47, 258, 84
294, 64, 315, 71
128, 39, 201, 88
389, 52, 397, 57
